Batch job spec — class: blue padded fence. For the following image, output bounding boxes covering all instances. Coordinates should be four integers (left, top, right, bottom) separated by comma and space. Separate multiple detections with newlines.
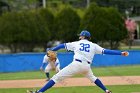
0, 50, 140, 72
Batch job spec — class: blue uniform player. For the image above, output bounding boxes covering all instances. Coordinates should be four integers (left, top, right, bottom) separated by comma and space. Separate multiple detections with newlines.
40, 51, 60, 81
27, 30, 129, 93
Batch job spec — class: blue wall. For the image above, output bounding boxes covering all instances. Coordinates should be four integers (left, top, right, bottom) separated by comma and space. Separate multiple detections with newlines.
0, 51, 140, 72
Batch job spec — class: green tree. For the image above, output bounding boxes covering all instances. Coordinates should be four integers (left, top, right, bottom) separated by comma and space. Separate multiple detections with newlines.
55, 7, 80, 42
80, 3, 127, 49
0, 1, 10, 15
80, 3, 108, 43
0, 10, 51, 53
19, 10, 50, 52
0, 12, 20, 52
104, 7, 127, 49
37, 8, 54, 40
3, 0, 38, 11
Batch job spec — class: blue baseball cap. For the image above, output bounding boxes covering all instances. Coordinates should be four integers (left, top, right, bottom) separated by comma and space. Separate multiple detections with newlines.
79, 30, 91, 37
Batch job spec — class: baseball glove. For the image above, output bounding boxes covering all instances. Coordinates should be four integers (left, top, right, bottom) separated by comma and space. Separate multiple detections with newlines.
47, 50, 57, 62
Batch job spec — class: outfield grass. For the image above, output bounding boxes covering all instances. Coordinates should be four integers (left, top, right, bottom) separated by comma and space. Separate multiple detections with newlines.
120, 45, 140, 50
0, 65, 140, 80
0, 85, 140, 93
93, 65, 140, 76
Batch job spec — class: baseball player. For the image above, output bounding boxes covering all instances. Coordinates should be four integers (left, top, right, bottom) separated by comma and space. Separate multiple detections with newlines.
27, 30, 129, 93
40, 51, 60, 81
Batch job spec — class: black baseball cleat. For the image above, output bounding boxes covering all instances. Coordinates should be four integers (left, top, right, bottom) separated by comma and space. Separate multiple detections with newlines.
46, 78, 50, 81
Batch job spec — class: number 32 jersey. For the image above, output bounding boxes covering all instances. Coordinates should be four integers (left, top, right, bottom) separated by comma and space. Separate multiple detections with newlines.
65, 39, 104, 63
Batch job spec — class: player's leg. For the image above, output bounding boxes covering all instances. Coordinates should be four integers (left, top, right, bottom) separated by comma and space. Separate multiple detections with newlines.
55, 63, 60, 73
85, 68, 111, 93
37, 62, 83, 93
44, 64, 52, 81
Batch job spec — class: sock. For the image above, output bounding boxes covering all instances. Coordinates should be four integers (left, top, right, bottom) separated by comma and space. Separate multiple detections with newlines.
38, 80, 55, 92
45, 72, 50, 79
94, 79, 107, 91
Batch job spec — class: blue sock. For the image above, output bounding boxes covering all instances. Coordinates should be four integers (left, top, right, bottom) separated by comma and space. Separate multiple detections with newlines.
38, 80, 55, 92
94, 79, 107, 91
45, 72, 50, 79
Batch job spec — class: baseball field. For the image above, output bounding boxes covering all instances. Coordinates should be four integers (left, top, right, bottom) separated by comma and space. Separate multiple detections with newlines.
0, 65, 140, 93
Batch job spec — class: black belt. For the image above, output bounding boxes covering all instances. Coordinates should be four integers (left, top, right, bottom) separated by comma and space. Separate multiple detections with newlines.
75, 59, 90, 64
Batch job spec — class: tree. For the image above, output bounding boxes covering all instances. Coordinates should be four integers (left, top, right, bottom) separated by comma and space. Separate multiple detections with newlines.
55, 7, 80, 42
0, 12, 19, 52
3, 0, 38, 11
19, 10, 51, 52
104, 7, 127, 49
80, 3, 127, 49
80, 3, 108, 43
0, 10, 51, 53
37, 8, 54, 40
0, 1, 10, 15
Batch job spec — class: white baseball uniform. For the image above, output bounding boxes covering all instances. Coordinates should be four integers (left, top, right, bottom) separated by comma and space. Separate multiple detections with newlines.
51, 39, 104, 83
43, 55, 60, 73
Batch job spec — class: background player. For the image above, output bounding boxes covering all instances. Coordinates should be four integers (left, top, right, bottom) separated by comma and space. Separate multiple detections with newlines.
27, 30, 129, 93
40, 50, 60, 81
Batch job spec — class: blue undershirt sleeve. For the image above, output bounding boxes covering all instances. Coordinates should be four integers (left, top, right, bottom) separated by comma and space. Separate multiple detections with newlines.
103, 49, 122, 55
51, 44, 65, 51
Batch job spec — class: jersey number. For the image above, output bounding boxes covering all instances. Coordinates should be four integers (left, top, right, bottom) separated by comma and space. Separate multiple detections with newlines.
79, 43, 90, 52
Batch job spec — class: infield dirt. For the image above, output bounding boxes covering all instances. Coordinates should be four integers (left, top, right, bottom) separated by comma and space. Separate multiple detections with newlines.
0, 76, 140, 88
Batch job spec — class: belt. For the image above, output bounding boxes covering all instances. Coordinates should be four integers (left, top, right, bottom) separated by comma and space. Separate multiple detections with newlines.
75, 59, 90, 64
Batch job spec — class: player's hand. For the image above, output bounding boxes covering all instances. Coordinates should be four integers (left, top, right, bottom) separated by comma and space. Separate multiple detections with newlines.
121, 51, 129, 56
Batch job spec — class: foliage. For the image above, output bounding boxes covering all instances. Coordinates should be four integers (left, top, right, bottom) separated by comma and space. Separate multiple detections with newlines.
55, 7, 80, 42
0, 8, 52, 52
0, 1, 10, 15
0, 2, 129, 52
38, 8, 54, 33
91, 0, 140, 16
80, 3, 127, 49
80, 3, 106, 42
3, 0, 39, 11
104, 7, 127, 49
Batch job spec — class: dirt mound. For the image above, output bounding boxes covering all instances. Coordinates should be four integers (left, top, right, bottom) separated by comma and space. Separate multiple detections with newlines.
0, 76, 140, 88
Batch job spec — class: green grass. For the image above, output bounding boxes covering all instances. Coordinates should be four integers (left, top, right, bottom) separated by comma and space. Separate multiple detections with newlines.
120, 45, 140, 50
93, 65, 140, 76
0, 85, 140, 93
0, 65, 140, 80
0, 71, 46, 80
